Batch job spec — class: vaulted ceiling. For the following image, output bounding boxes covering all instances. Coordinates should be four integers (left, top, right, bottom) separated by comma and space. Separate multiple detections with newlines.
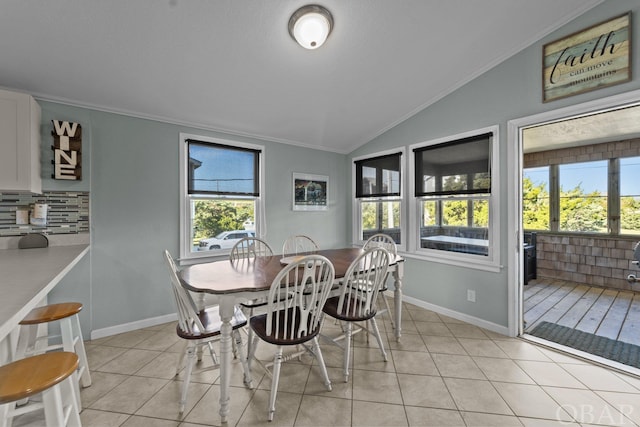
0, 0, 603, 153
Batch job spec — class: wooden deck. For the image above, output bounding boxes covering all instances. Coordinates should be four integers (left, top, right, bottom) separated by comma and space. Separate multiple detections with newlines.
524, 278, 640, 346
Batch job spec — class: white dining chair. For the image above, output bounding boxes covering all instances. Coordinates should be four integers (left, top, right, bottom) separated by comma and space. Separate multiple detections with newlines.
230, 237, 278, 364
163, 250, 252, 413
363, 233, 397, 329
322, 246, 390, 382
230, 236, 273, 261
248, 254, 335, 421
282, 235, 318, 255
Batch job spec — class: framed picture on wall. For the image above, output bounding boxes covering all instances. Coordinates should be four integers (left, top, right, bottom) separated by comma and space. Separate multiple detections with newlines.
292, 173, 328, 211
542, 12, 631, 102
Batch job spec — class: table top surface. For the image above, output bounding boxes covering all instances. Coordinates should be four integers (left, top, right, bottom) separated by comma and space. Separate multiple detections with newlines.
180, 247, 402, 295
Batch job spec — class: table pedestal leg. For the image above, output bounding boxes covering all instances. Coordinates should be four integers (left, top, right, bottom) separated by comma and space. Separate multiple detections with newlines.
393, 262, 404, 341
218, 295, 235, 424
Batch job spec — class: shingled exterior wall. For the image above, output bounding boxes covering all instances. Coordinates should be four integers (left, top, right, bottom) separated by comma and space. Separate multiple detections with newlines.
535, 234, 638, 290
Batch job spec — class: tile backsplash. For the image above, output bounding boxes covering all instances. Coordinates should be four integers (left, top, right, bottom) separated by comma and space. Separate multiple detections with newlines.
0, 191, 89, 237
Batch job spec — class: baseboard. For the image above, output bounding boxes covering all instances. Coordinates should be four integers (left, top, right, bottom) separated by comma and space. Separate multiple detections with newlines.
89, 296, 510, 341
402, 295, 511, 337
90, 313, 177, 340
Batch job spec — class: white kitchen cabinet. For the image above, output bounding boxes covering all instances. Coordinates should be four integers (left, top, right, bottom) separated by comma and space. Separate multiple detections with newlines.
0, 88, 41, 193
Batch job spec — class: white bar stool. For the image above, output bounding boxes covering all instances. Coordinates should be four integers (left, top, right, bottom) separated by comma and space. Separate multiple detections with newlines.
17, 303, 92, 408
0, 352, 81, 427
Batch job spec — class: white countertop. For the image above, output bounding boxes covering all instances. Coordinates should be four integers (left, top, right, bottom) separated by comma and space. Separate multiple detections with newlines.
0, 244, 90, 341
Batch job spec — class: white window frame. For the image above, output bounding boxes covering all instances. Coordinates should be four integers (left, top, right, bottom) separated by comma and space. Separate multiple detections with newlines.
352, 147, 406, 252
409, 125, 501, 272
179, 133, 265, 263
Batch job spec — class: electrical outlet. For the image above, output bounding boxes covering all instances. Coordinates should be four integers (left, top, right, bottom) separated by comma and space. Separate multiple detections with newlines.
467, 289, 476, 302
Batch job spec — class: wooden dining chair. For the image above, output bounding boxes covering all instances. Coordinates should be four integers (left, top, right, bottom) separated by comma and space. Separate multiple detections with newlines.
248, 254, 335, 421
163, 250, 252, 414
282, 234, 318, 255
230, 237, 276, 363
322, 246, 390, 382
363, 233, 397, 328
230, 236, 273, 261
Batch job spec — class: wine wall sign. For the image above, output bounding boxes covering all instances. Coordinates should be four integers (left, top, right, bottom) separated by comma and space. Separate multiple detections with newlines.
51, 120, 82, 180
542, 12, 631, 103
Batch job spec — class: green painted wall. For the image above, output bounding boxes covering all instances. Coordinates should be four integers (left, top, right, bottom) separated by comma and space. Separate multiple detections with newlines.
349, 0, 640, 329
43, 104, 347, 334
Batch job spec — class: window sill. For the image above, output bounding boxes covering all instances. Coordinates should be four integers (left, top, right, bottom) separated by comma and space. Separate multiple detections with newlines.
178, 252, 229, 266
402, 250, 503, 273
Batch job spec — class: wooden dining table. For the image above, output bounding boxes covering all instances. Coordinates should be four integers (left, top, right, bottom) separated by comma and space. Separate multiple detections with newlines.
178, 247, 404, 423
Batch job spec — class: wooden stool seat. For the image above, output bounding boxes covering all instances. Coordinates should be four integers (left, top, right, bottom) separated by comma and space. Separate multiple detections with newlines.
19, 302, 83, 325
15, 301, 92, 412
0, 353, 78, 404
0, 352, 81, 427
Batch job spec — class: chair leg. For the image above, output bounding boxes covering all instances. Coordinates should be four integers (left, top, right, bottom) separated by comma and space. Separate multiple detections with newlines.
233, 330, 253, 388
0, 402, 12, 427
61, 373, 82, 427
343, 322, 353, 383
248, 333, 260, 373
206, 341, 219, 366
72, 314, 92, 387
369, 317, 388, 362
42, 384, 65, 427
59, 317, 82, 411
311, 337, 332, 391
180, 345, 196, 413
245, 307, 255, 362
381, 291, 395, 329
175, 341, 188, 376
268, 347, 284, 422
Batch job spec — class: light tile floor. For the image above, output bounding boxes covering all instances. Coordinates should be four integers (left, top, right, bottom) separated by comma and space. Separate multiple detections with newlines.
13, 299, 640, 426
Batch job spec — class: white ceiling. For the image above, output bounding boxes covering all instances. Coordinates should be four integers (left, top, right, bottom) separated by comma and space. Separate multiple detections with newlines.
524, 103, 640, 153
0, 0, 603, 154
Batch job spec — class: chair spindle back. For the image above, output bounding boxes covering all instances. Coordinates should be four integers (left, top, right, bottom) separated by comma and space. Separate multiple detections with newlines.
338, 247, 390, 319
265, 255, 334, 340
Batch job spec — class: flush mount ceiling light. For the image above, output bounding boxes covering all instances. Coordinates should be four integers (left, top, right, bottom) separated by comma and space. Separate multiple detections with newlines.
288, 4, 333, 50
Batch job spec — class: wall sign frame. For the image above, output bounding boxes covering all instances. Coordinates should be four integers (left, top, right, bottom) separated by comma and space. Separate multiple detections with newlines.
542, 12, 631, 103
51, 120, 82, 180
292, 173, 328, 211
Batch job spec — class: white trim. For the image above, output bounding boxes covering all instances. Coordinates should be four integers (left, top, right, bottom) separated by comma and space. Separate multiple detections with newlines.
90, 313, 177, 340
408, 125, 501, 271
179, 133, 265, 262
506, 119, 523, 337
351, 147, 407, 252
507, 88, 640, 338
403, 294, 509, 336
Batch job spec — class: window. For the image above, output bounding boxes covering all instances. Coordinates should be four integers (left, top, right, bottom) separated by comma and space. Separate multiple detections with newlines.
523, 151, 640, 236
180, 134, 263, 260
522, 166, 550, 230
411, 126, 500, 270
558, 160, 608, 233
353, 150, 403, 246
619, 156, 640, 235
